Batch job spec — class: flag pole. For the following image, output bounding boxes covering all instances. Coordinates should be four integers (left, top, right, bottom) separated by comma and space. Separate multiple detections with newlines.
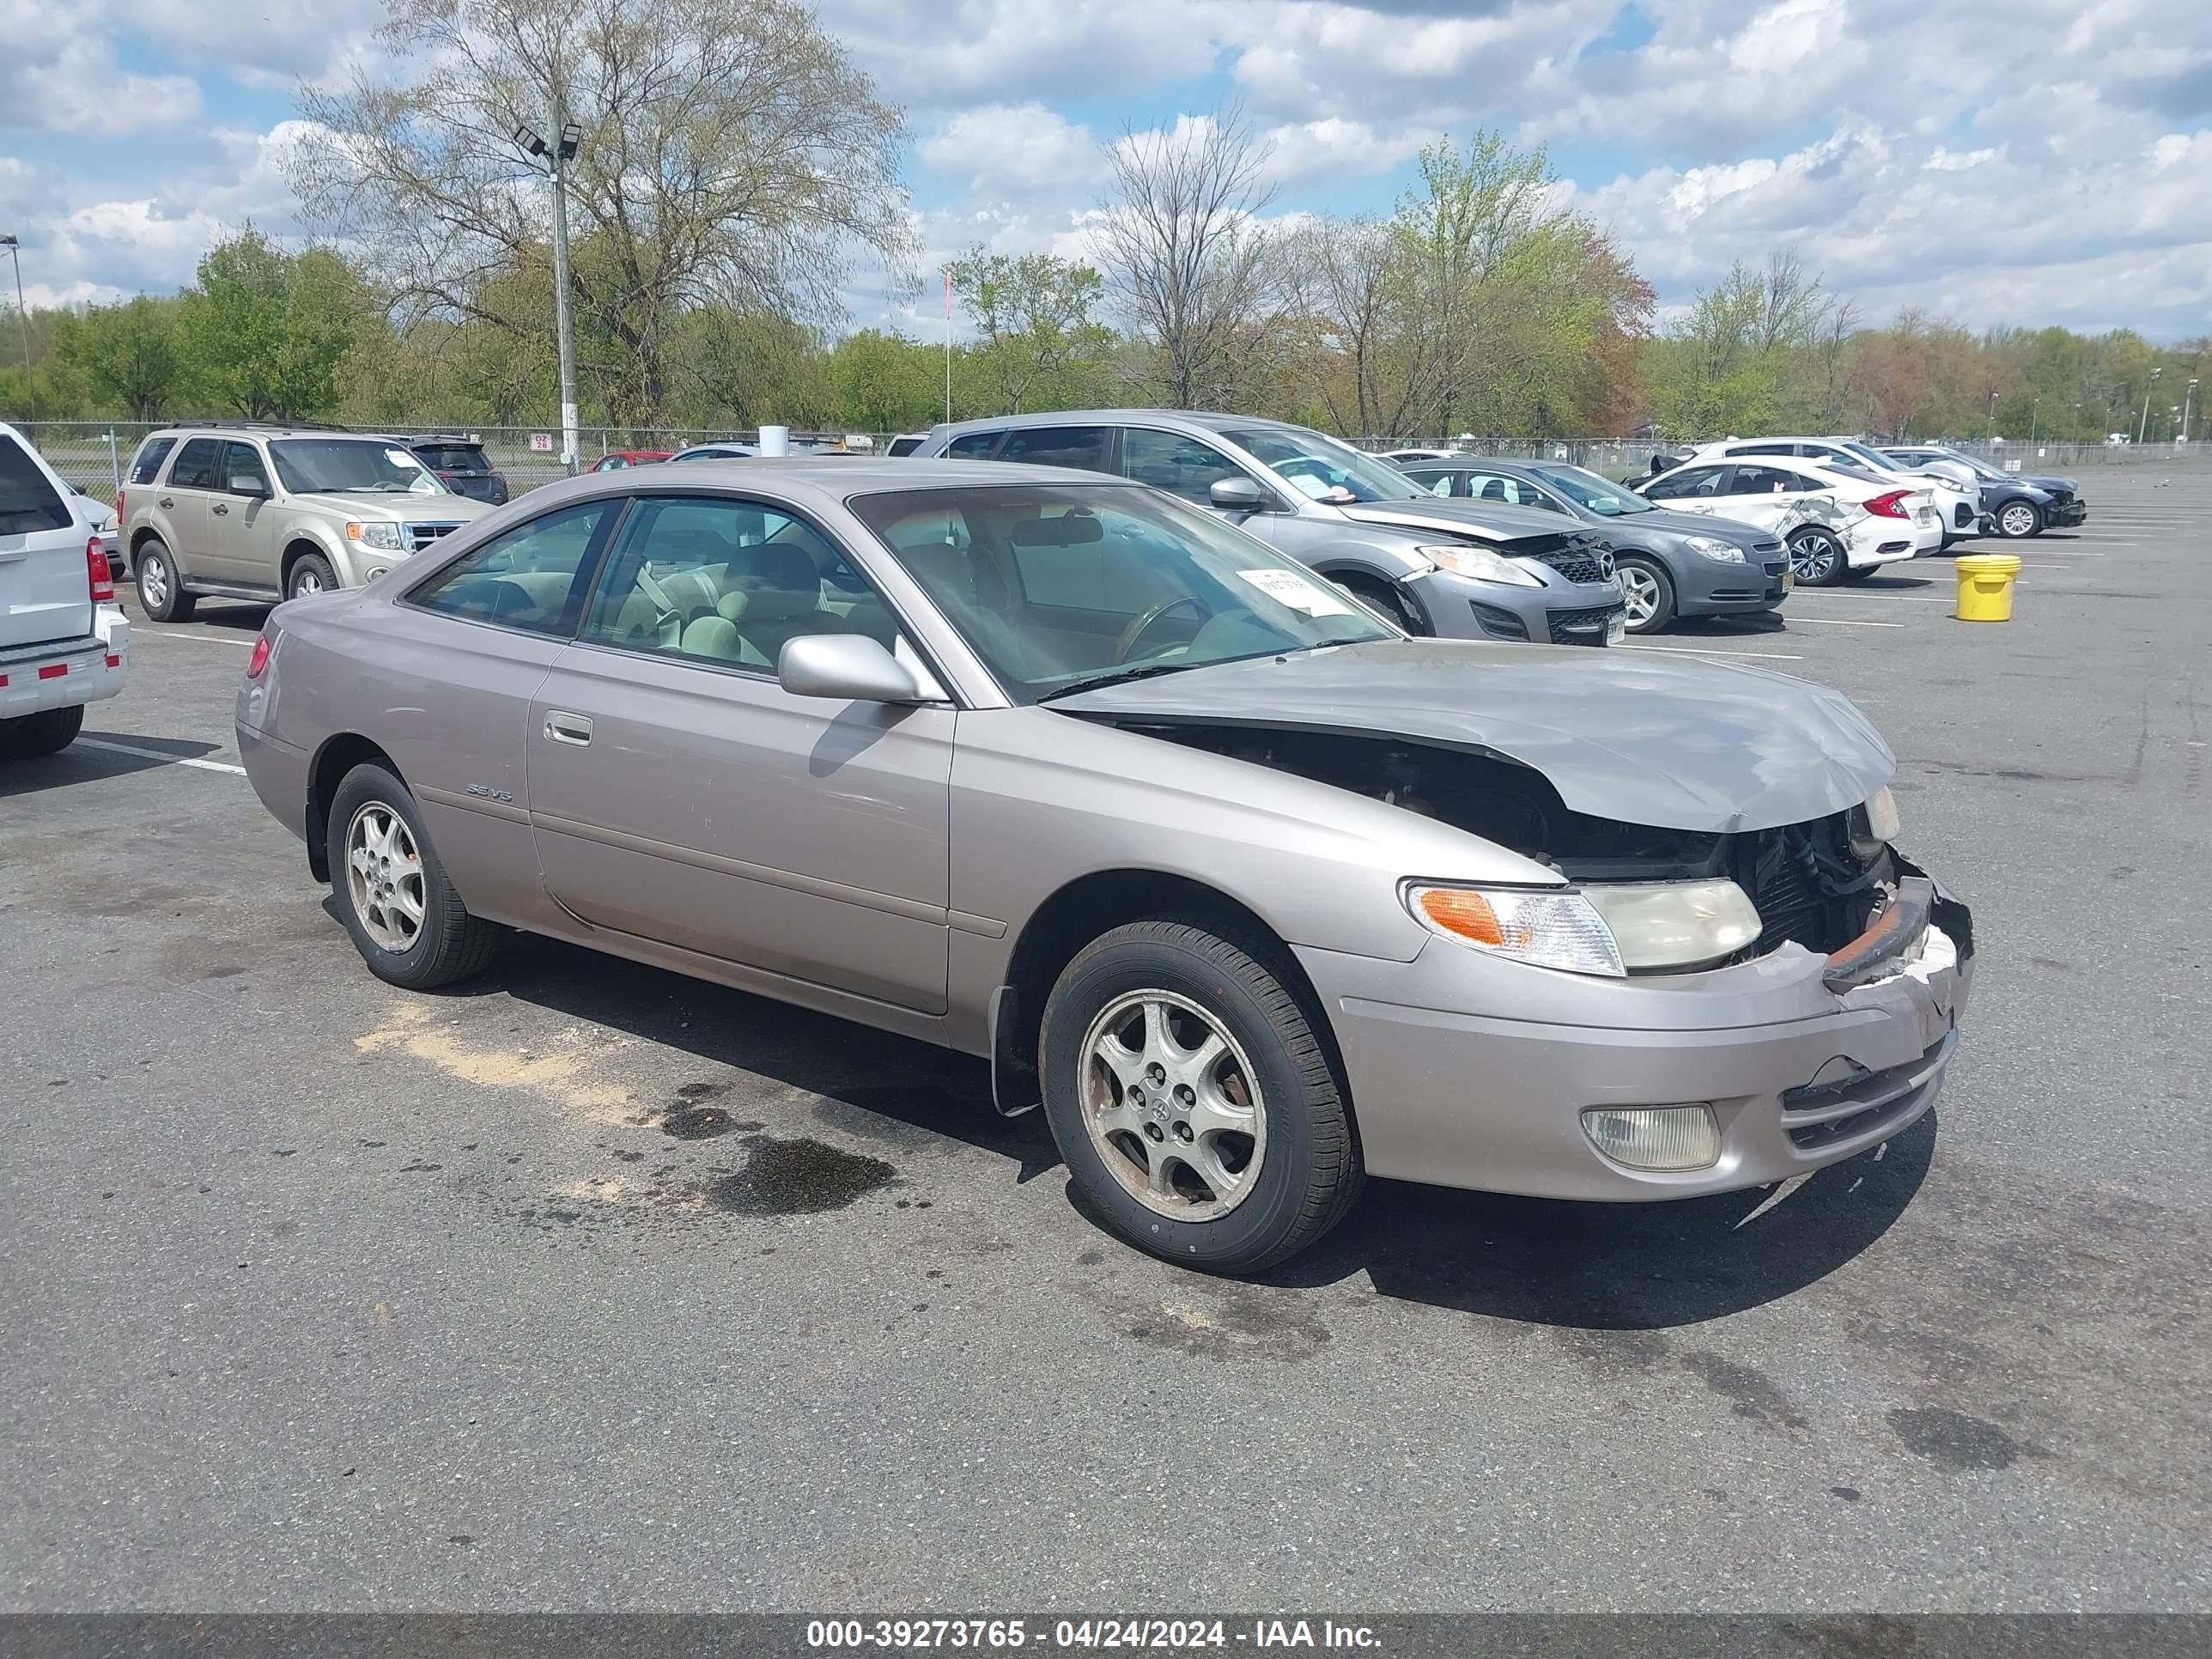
943, 268, 953, 423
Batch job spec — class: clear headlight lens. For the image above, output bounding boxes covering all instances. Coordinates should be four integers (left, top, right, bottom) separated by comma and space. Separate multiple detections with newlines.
1682, 535, 1746, 562
1419, 544, 1544, 588
1850, 784, 1901, 860
345, 520, 404, 550
1405, 884, 1625, 975
1578, 878, 1764, 971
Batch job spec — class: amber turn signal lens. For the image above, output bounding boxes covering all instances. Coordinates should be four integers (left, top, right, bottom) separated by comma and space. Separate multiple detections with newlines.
1416, 887, 1504, 945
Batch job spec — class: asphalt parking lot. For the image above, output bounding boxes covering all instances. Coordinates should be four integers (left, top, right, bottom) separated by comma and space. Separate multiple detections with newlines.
3, 467, 2208, 1613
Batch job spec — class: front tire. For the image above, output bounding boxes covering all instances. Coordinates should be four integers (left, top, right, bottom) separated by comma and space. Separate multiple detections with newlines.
1996, 501, 2042, 539
325, 763, 502, 989
287, 552, 337, 599
1787, 526, 1847, 587
1333, 574, 1420, 635
1615, 555, 1675, 633
0, 703, 84, 759
1039, 918, 1362, 1273
134, 539, 196, 622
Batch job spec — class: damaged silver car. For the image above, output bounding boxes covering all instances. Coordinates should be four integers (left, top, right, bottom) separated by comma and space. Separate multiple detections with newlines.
236, 460, 1974, 1273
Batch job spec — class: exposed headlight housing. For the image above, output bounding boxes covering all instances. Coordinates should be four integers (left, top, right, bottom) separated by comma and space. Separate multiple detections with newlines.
1681, 535, 1746, 562
346, 520, 405, 551
1405, 884, 1624, 975
1578, 878, 1764, 971
1418, 544, 1544, 588
1850, 785, 1901, 861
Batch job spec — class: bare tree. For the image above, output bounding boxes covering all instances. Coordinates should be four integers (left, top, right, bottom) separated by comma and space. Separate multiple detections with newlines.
289, 0, 916, 422
1096, 105, 1284, 409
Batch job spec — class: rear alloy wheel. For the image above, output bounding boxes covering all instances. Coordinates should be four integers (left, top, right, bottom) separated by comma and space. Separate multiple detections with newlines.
1787, 526, 1847, 586
1996, 501, 2042, 539
326, 762, 502, 989
0, 704, 84, 759
287, 553, 337, 600
1615, 556, 1676, 634
134, 539, 196, 622
1040, 918, 1361, 1273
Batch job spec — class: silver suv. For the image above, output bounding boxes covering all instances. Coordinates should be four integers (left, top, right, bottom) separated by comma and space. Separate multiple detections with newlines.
118, 424, 499, 622
915, 410, 1626, 645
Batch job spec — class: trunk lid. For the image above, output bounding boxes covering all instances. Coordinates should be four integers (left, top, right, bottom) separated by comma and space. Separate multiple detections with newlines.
0, 428, 93, 650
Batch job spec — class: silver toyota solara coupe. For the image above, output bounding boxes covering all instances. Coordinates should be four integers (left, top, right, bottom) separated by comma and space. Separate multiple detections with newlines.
237, 459, 1974, 1273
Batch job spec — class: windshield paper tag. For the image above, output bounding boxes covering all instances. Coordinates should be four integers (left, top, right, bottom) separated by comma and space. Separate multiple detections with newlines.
385, 448, 418, 468
1237, 568, 1354, 617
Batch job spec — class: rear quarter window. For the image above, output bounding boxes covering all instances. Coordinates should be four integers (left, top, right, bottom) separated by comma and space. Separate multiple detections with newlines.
415, 445, 489, 471
944, 430, 1004, 459
0, 434, 71, 534
127, 436, 178, 485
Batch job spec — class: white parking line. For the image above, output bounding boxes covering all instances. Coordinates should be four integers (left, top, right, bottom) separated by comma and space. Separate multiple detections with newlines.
74, 737, 247, 776
131, 627, 256, 647
1786, 617, 1905, 628
1791, 592, 1951, 601
1623, 643, 1803, 660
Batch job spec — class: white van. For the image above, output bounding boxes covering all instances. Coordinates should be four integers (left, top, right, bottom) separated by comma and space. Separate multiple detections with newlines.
1, 422, 131, 757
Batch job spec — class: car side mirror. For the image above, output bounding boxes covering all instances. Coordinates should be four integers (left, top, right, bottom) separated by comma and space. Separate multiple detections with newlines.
778, 634, 928, 704
1209, 477, 1267, 514
230, 474, 270, 497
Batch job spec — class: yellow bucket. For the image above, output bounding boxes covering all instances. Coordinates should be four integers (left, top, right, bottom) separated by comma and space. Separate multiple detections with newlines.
1954, 552, 2022, 623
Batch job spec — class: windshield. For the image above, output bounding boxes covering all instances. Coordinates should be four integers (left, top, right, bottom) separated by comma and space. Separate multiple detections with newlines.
1528, 463, 1653, 515
1224, 427, 1423, 504
1839, 441, 1906, 474
1944, 449, 2008, 481
270, 440, 444, 495
848, 483, 1397, 704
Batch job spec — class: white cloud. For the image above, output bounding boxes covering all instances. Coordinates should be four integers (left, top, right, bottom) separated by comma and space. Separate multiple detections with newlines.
0, 15, 203, 135
1259, 118, 1427, 185
920, 103, 1105, 198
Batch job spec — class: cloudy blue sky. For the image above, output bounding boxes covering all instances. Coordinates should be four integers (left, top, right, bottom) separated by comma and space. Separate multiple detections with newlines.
3, 0, 2209, 340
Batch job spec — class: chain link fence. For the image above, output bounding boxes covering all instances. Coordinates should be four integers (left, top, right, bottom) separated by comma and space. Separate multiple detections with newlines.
10, 417, 2202, 505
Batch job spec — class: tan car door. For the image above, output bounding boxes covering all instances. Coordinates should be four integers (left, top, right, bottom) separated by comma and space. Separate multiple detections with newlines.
209, 440, 280, 589
526, 494, 955, 1015
154, 436, 222, 580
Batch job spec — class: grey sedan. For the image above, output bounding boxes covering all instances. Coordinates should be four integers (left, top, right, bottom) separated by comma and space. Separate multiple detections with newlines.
1401, 459, 1790, 634
914, 411, 1627, 647
237, 459, 1974, 1273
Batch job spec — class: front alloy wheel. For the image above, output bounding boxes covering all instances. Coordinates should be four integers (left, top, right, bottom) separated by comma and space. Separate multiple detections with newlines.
1081, 990, 1267, 1220
1788, 528, 1845, 586
1997, 501, 2041, 539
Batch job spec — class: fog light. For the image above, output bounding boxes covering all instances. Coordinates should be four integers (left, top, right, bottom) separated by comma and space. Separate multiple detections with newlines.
1582, 1104, 1721, 1172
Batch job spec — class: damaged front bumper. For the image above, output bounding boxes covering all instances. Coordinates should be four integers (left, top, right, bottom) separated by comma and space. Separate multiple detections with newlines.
1296, 854, 1974, 1201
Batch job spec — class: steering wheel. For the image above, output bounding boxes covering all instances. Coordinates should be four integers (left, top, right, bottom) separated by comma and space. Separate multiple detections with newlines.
1113, 595, 1211, 662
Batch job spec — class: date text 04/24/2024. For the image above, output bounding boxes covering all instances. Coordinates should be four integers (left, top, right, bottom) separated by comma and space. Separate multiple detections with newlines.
804, 1620, 1382, 1650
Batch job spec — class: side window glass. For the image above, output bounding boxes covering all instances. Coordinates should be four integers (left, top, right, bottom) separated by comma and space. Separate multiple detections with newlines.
1729, 465, 1802, 495
580, 496, 896, 671
167, 438, 222, 490
222, 441, 270, 495
1646, 465, 1723, 501
410, 501, 614, 636
945, 430, 1003, 460
1733, 443, 1793, 456
127, 436, 177, 486
1467, 473, 1517, 504
1415, 473, 1454, 496
997, 427, 1111, 471
1122, 428, 1248, 506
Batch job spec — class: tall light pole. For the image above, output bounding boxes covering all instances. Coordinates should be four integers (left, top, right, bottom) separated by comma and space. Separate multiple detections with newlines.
2184, 379, 2200, 445
2136, 367, 2160, 446
514, 118, 583, 476
0, 234, 33, 416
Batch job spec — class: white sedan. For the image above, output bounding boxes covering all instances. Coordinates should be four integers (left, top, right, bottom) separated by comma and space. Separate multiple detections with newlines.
1637, 454, 1932, 585
1677, 436, 1974, 549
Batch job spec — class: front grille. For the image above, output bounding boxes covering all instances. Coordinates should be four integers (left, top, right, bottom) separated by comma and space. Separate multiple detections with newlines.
1783, 1035, 1951, 1150
404, 521, 463, 552
1469, 599, 1530, 641
1525, 535, 1612, 586
1547, 604, 1620, 645
1735, 817, 1886, 955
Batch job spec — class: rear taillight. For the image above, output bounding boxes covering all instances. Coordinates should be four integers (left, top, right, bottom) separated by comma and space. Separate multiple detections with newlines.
246, 635, 272, 678
88, 538, 114, 601
1865, 490, 1909, 520
114, 489, 125, 521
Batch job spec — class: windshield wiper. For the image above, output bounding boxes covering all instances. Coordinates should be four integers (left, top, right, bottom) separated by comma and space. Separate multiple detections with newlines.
1036, 661, 1196, 702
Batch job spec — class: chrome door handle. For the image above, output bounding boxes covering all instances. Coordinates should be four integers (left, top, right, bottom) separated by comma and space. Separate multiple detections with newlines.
544, 712, 592, 746
211, 503, 229, 515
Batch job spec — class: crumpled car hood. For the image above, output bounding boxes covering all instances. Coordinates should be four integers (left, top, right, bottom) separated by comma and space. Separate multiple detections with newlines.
1054, 639, 1895, 834
1335, 498, 1581, 544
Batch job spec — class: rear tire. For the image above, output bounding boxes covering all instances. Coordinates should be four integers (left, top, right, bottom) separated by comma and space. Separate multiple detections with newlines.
1615, 555, 1676, 633
133, 539, 196, 622
325, 762, 502, 990
1039, 918, 1362, 1274
1333, 574, 1420, 635
0, 703, 84, 759
1787, 526, 1847, 587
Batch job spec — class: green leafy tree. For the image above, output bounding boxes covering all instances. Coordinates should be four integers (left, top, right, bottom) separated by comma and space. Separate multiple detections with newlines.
945, 250, 1114, 414
177, 229, 356, 421
54, 297, 185, 420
